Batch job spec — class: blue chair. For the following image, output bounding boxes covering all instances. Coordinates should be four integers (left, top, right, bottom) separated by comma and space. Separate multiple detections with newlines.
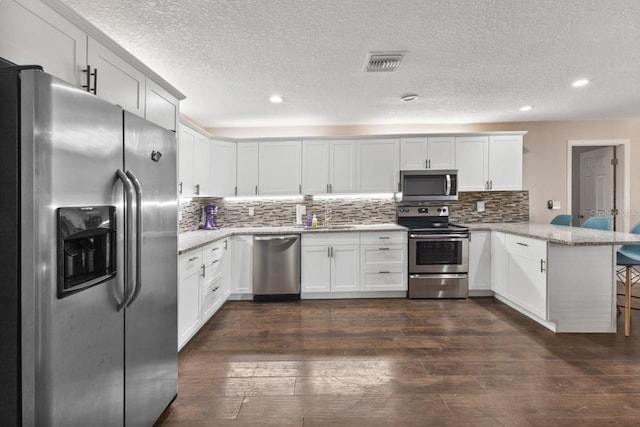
617, 222, 640, 336
582, 217, 610, 230
550, 214, 572, 226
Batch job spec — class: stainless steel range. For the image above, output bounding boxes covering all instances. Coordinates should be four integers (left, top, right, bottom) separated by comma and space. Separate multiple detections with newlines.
397, 206, 469, 298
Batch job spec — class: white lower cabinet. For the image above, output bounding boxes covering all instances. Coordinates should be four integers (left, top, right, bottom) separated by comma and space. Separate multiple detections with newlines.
360, 231, 407, 291
230, 235, 253, 296
469, 231, 492, 294
301, 233, 359, 293
490, 231, 509, 296
178, 238, 229, 350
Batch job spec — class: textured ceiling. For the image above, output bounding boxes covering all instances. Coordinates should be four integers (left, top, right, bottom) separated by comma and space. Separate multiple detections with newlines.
60, 0, 640, 129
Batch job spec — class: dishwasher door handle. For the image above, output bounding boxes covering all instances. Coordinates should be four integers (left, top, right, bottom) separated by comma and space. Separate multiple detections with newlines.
254, 235, 300, 241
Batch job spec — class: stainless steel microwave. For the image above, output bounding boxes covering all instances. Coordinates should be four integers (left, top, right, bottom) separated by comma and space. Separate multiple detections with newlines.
400, 169, 458, 202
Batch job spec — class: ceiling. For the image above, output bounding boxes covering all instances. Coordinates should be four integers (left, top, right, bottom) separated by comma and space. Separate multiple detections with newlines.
60, 0, 640, 129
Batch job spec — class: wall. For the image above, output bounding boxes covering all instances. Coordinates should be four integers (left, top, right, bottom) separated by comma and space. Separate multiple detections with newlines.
179, 191, 529, 232
205, 118, 640, 229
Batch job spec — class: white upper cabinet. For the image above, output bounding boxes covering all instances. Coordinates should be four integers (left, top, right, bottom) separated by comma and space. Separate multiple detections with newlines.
400, 136, 455, 170
455, 135, 523, 191
193, 134, 210, 196
358, 139, 399, 193
455, 136, 489, 191
145, 78, 178, 131
87, 37, 146, 117
329, 141, 357, 193
488, 135, 523, 190
178, 126, 195, 196
236, 142, 259, 196
302, 140, 330, 194
210, 140, 237, 196
258, 140, 302, 195
0, 0, 182, 130
0, 0, 87, 86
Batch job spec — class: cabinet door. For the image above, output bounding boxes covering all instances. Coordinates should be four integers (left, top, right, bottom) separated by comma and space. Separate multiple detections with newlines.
357, 139, 399, 193
506, 235, 547, 319
301, 246, 331, 292
490, 232, 508, 296
193, 134, 210, 196
87, 37, 146, 117
0, 0, 87, 87
210, 140, 237, 196
331, 245, 360, 292
178, 126, 195, 196
400, 138, 428, 170
329, 141, 356, 193
427, 136, 456, 169
469, 231, 491, 291
259, 140, 302, 195
236, 142, 259, 195
230, 236, 253, 294
178, 269, 201, 349
145, 78, 178, 131
456, 136, 489, 191
489, 135, 523, 190
302, 140, 330, 194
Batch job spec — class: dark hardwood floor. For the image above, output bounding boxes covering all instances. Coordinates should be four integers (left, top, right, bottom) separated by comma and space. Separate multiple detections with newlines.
156, 297, 640, 426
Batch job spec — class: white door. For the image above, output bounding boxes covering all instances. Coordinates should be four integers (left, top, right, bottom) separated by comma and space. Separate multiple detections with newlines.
400, 138, 428, 170
426, 137, 456, 169
358, 139, 399, 193
490, 232, 508, 296
302, 140, 330, 194
145, 78, 178, 131
455, 136, 488, 191
236, 142, 259, 195
329, 141, 356, 193
210, 140, 237, 196
178, 126, 195, 196
469, 231, 491, 292
193, 135, 210, 196
331, 245, 360, 292
579, 147, 613, 226
488, 135, 523, 190
259, 141, 302, 195
301, 246, 331, 292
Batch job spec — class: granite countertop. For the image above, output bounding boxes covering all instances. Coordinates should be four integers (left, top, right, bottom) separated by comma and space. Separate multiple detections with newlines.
464, 222, 640, 246
178, 224, 408, 254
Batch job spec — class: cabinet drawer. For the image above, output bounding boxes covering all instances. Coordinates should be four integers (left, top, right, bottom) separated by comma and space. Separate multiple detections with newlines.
302, 232, 360, 246
202, 240, 225, 265
506, 234, 547, 259
202, 276, 223, 319
362, 272, 406, 290
179, 250, 203, 276
360, 231, 407, 245
361, 245, 405, 266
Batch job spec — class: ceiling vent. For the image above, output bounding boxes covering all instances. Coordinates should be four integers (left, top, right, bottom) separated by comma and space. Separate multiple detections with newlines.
364, 51, 406, 72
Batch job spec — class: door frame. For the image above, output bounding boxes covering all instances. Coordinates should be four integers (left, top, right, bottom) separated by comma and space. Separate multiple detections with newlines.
566, 139, 630, 231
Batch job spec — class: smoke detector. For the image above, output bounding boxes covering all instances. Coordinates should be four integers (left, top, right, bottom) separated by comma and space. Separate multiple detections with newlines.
364, 51, 406, 72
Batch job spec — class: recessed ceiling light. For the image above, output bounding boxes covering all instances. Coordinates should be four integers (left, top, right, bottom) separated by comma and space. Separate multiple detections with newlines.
519, 105, 532, 111
269, 95, 283, 103
401, 93, 419, 102
572, 79, 590, 88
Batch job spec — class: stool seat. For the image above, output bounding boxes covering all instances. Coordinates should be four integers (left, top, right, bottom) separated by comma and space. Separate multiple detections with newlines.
550, 214, 572, 226
618, 250, 640, 266
616, 222, 640, 337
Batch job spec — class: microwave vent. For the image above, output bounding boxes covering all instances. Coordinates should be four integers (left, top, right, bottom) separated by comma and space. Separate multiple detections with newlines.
364, 52, 406, 72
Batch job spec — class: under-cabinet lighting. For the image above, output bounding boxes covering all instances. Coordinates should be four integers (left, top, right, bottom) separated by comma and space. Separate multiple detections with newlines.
572, 79, 590, 88
269, 95, 284, 103
519, 105, 532, 111
223, 195, 304, 202
312, 193, 396, 201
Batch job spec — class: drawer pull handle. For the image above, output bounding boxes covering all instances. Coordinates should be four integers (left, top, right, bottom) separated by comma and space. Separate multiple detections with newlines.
516, 242, 529, 247
210, 247, 219, 251
379, 271, 390, 274
211, 259, 220, 264
188, 256, 199, 262
378, 247, 390, 251
541, 259, 546, 273
379, 237, 390, 239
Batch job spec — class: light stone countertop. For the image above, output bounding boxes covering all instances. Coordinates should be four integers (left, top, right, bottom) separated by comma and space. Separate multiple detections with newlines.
178, 224, 408, 254
463, 222, 640, 246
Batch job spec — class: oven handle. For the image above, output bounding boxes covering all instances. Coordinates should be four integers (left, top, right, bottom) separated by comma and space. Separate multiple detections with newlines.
410, 234, 468, 241
409, 274, 468, 279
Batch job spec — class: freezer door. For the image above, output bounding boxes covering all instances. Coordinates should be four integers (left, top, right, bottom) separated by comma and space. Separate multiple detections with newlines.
123, 111, 178, 425
19, 70, 126, 426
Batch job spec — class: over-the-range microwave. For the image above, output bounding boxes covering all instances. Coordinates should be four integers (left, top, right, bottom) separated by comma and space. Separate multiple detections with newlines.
400, 169, 458, 202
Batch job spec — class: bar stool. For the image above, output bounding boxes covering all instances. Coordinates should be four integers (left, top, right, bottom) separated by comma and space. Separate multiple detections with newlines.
582, 217, 610, 230
616, 222, 640, 336
550, 214, 572, 226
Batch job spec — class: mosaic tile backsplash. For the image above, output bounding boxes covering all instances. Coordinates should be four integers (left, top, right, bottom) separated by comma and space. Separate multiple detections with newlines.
179, 191, 529, 233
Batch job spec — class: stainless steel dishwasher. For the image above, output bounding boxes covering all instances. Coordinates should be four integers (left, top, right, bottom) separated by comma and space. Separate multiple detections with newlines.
253, 234, 301, 300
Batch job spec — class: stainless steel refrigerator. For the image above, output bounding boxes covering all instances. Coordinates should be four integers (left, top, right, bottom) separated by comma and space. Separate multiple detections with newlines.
0, 63, 178, 426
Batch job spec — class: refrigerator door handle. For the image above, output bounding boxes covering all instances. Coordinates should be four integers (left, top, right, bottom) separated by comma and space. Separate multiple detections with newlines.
125, 170, 143, 307
116, 169, 135, 311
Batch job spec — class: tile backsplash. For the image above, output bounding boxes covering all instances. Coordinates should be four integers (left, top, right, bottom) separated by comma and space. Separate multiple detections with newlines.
179, 191, 528, 233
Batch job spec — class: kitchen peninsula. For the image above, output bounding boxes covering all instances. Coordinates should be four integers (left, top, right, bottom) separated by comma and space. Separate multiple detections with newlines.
468, 223, 640, 333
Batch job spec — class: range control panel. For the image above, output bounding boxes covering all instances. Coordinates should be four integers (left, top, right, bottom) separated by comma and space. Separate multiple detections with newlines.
397, 206, 449, 217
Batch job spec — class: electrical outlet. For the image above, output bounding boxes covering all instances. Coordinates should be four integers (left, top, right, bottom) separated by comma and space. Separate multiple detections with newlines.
476, 201, 485, 212
248, 207, 254, 216
178, 211, 183, 221
552, 201, 561, 210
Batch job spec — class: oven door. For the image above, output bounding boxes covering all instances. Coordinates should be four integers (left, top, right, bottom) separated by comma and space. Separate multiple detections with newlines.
409, 234, 469, 274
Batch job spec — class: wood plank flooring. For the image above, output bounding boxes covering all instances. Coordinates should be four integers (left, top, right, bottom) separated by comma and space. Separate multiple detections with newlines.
155, 298, 640, 426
